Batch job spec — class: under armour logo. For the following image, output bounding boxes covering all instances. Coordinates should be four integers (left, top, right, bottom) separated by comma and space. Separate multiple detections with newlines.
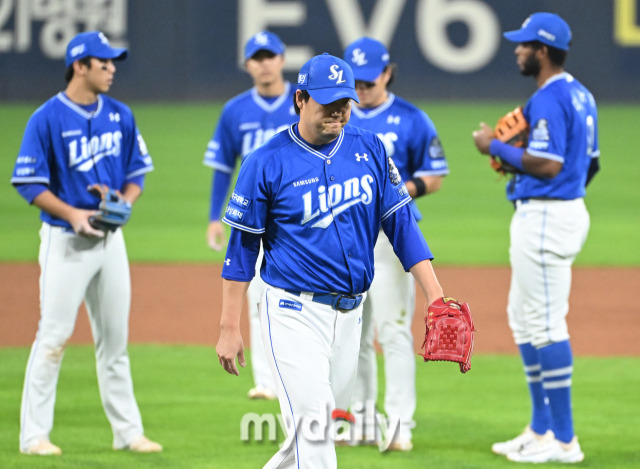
224, 259, 231, 266
386, 115, 400, 125
355, 153, 368, 162
253, 32, 269, 46
351, 48, 367, 66
328, 65, 346, 84
109, 112, 120, 122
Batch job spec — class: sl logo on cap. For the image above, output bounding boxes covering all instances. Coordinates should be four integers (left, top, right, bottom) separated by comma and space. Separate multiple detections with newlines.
328, 65, 346, 84
297, 73, 308, 85
351, 48, 367, 66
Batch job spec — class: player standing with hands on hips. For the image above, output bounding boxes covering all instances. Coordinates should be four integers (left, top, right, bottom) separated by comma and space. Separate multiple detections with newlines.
472, 13, 599, 464
344, 37, 449, 451
11, 31, 161, 455
216, 52, 467, 468
203, 31, 296, 400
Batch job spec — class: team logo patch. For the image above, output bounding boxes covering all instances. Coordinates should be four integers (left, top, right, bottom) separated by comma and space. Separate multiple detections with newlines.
298, 73, 308, 85
230, 191, 251, 208
388, 157, 402, 185
531, 118, 550, 141
428, 137, 445, 159
279, 299, 302, 311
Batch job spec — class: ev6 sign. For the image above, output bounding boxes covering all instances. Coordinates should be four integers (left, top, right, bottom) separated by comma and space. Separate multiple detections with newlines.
239, 0, 501, 73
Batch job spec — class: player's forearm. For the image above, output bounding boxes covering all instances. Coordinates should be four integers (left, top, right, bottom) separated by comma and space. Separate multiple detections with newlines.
121, 182, 142, 204
410, 259, 444, 306
220, 279, 250, 330
32, 190, 79, 222
406, 175, 443, 198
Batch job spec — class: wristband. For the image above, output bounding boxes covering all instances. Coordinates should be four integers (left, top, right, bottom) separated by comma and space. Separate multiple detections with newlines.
489, 139, 525, 171
410, 177, 427, 197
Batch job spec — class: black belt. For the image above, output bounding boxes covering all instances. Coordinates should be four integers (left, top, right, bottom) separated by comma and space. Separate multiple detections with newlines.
285, 290, 363, 311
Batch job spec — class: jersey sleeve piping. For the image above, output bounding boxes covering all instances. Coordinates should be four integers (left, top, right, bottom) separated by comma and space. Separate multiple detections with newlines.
11, 176, 50, 185
222, 217, 265, 234
126, 166, 154, 179
203, 159, 234, 173
381, 196, 411, 222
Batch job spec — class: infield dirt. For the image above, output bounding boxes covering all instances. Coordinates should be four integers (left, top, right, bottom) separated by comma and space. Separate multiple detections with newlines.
2, 264, 638, 356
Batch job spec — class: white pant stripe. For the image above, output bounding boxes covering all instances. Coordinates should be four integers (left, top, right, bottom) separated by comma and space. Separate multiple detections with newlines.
543, 378, 572, 389
541, 366, 573, 378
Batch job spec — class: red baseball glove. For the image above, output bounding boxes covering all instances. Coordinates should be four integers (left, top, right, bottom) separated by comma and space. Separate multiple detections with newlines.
419, 297, 475, 373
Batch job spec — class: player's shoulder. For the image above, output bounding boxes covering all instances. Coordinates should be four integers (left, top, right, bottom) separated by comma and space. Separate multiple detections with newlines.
243, 125, 295, 164
99, 94, 133, 113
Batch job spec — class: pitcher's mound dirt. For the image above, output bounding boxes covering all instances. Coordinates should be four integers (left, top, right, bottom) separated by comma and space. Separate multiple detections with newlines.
1, 264, 638, 356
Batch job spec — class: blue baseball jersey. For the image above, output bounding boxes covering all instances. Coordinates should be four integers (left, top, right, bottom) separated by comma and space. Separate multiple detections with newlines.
221, 124, 432, 295
508, 72, 599, 201
11, 92, 153, 228
203, 82, 297, 173
348, 93, 448, 220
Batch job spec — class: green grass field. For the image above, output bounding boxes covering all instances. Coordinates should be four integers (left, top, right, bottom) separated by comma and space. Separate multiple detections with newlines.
1, 102, 639, 265
1, 346, 639, 469
1, 102, 639, 467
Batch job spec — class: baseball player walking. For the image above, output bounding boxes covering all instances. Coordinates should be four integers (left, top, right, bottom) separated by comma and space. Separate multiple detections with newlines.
216, 53, 456, 469
473, 13, 599, 464
11, 31, 161, 455
203, 31, 297, 400
344, 37, 449, 451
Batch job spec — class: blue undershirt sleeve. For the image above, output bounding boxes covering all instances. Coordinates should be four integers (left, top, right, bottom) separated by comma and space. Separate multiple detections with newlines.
15, 183, 48, 204
381, 204, 433, 271
489, 139, 525, 171
210, 171, 232, 221
221, 227, 261, 282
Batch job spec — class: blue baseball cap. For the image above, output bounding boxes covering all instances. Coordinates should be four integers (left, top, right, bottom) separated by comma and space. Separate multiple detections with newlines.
244, 31, 285, 60
297, 53, 359, 104
503, 12, 572, 51
65, 31, 127, 66
344, 37, 390, 82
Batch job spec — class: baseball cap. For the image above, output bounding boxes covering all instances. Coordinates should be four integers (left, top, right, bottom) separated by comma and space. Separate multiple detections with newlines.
297, 53, 359, 105
344, 37, 390, 82
244, 31, 285, 60
65, 31, 127, 66
503, 12, 572, 51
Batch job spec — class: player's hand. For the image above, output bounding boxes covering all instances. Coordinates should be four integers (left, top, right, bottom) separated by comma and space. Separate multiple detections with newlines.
216, 327, 246, 376
69, 208, 105, 238
472, 122, 494, 155
207, 221, 226, 251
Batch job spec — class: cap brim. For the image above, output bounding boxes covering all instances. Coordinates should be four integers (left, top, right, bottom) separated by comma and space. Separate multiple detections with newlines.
96, 47, 128, 61
308, 87, 360, 105
245, 46, 282, 60
351, 67, 383, 83
503, 30, 536, 44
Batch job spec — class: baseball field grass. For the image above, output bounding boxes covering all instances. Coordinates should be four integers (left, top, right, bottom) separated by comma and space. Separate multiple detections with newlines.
1, 102, 639, 468
0, 346, 639, 469
1, 102, 639, 265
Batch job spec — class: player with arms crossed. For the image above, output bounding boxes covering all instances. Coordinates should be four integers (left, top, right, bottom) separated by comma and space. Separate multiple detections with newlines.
216, 53, 467, 468
11, 31, 161, 455
203, 31, 296, 400
472, 13, 599, 464
344, 37, 449, 451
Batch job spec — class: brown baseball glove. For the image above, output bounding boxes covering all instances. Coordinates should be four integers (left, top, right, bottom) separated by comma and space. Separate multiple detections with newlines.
419, 297, 475, 373
491, 106, 529, 175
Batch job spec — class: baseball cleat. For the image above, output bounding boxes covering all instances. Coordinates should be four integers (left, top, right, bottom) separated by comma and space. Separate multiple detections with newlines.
507, 435, 584, 463
492, 425, 553, 456
21, 439, 62, 455
387, 438, 413, 451
114, 435, 163, 453
248, 385, 277, 400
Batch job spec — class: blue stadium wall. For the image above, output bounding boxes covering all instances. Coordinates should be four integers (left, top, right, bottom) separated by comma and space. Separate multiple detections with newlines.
1, 0, 639, 102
